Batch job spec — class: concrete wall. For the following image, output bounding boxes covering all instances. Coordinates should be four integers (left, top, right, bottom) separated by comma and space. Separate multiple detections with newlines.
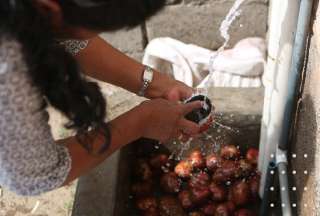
100, 0, 269, 61
291, 1, 320, 215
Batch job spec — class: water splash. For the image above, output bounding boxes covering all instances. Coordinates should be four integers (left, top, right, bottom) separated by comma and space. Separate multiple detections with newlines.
219, 0, 246, 49
170, 0, 246, 160
205, 0, 246, 89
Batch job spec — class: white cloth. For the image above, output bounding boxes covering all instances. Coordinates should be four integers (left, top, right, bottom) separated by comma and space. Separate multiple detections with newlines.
143, 37, 266, 88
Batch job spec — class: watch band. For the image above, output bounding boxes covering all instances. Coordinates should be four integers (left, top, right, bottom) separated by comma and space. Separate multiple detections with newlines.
138, 66, 154, 97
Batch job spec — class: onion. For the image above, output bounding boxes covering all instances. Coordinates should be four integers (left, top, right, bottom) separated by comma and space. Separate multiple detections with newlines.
143, 208, 159, 216
190, 186, 211, 205
178, 190, 194, 210
206, 154, 222, 172
189, 211, 205, 216
249, 175, 260, 200
175, 160, 193, 178
238, 159, 254, 178
160, 172, 181, 193
209, 182, 227, 202
246, 148, 259, 165
131, 180, 153, 197
230, 181, 250, 206
200, 202, 217, 215
212, 160, 240, 183
135, 159, 152, 181
234, 209, 255, 216
225, 201, 236, 214
188, 172, 210, 189
214, 203, 231, 216
136, 197, 158, 211
189, 150, 206, 169
159, 196, 185, 216
220, 145, 240, 160
150, 154, 169, 169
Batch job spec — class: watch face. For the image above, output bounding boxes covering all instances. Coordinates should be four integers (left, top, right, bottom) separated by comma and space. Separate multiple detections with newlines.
144, 69, 154, 82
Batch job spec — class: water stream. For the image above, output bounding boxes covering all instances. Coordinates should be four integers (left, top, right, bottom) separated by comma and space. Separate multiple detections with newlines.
163, 0, 247, 162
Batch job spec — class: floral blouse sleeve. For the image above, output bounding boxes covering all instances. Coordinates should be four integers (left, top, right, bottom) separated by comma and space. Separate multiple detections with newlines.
0, 37, 71, 196
58, 39, 89, 56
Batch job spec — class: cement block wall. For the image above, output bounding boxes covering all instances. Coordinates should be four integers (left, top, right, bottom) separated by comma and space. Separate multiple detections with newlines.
290, 1, 320, 215
100, 0, 269, 60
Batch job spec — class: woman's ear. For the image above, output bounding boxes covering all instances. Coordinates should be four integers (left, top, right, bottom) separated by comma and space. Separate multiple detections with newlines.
33, 0, 64, 28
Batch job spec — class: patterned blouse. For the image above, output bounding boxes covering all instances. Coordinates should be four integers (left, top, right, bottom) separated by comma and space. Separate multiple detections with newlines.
0, 37, 88, 196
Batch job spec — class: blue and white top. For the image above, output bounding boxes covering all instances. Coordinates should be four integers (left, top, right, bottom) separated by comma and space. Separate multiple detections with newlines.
0, 37, 89, 196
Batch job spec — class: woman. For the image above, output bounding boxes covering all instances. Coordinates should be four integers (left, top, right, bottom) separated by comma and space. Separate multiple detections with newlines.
0, 0, 202, 196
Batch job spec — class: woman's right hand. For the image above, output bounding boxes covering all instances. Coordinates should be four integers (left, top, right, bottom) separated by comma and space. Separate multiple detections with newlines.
138, 99, 202, 143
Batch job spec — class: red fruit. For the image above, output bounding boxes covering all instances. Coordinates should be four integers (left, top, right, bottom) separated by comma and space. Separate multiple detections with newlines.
220, 145, 241, 160
160, 172, 181, 193
135, 159, 152, 181
188, 172, 210, 188
225, 201, 236, 213
212, 160, 240, 183
143, 208, 159, 216
190, 186, 211, 204
246, 148, 259, 165
136, 197, 158, 211
209, 182, 227, 202
175, 160, 193, 178
159, 196, 185, 216
189, 150, 206, 169
178, 190, 194, 210
150, 154, 169, 169
206, 154, 222, 172
200, 203, 217, 215
249, 176, 260, 200
215, 203, 231, 216
234, 209, 255, 216
189, 212, 205, 216
230, 181, 250, 206
131, 181, 153, 197
239, 159, 254, 178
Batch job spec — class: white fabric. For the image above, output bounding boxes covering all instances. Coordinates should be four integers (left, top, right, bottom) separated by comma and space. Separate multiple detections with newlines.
143, 37, 266, 88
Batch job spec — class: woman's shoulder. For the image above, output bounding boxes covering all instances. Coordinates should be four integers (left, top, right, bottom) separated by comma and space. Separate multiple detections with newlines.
0, 35, 26, 76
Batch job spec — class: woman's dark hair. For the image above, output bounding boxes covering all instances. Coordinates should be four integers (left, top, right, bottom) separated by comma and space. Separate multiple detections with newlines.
0, 0, 165, 152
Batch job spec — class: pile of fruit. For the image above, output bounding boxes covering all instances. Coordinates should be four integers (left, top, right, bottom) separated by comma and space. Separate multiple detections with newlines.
131, 145, 260, 216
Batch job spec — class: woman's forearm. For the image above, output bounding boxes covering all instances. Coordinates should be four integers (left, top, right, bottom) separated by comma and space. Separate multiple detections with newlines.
60, 105, 146, 185
75, 36, 174, 99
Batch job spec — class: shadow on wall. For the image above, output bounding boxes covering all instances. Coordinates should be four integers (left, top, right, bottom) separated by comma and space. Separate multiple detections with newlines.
290, 94, 318, 216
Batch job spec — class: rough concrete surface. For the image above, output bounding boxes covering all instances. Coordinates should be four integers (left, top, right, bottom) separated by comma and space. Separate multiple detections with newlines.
100, 27, 144, 61
146, 1, 268, 50
290, 6, 320, 216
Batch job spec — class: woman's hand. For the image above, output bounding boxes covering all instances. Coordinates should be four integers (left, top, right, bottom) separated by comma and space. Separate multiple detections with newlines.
162, 80, 194, 102
146, 72, 194, 102
138, 99, 202, 143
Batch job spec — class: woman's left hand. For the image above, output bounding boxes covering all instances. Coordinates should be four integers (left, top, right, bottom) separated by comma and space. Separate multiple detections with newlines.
146, 72, 194, 102
162, 80, 194, 102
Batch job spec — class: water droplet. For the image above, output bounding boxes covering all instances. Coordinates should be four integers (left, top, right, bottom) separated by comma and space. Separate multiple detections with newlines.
270, 203, 274, 207
292, 203, 297, 208
270, 187, 274, 191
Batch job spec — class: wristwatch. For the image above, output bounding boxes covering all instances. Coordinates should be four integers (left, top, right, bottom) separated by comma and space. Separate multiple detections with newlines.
138, 66, 154, 97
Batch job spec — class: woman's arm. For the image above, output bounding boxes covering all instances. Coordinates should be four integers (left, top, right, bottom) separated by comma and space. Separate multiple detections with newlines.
61, 99, 201, 185
60, 103, 144, 184
74, 36, 193, 101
